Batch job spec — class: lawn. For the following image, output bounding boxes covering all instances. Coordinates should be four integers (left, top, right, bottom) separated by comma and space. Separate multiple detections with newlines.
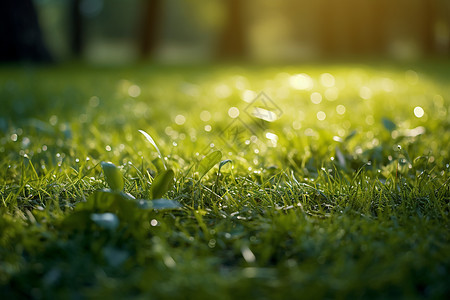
0, 61, 449, 299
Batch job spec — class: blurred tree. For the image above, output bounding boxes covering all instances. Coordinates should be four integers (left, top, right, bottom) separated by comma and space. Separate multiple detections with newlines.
139, 0, 163, 58
0, 0, 52, 62
318, 0, 387, 57
216, 0, 247, 59
422, 0, 436, 55
70, 0, 83, 58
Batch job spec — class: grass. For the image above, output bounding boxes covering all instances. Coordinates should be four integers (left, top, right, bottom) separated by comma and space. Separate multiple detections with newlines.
0, 61, 449, 299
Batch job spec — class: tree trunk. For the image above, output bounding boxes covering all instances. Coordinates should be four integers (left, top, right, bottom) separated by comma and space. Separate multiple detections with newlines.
0, 0, 52, 62
70, 0, 83, 58
139, 0, 163, 59
216, 0, 247, 60
422, 0, 436, 55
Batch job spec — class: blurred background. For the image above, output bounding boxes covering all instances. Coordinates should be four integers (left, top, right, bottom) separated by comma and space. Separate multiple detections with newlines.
1, 0, 450, 64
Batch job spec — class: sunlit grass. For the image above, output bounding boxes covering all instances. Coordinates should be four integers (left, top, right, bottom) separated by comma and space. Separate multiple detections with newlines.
0, 62, 449, 298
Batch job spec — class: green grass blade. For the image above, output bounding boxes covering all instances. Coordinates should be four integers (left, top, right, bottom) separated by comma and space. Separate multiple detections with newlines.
198, 150, 222, 180
101, 162, 124, 192
219, 159, 232, 173
150, 169, 174, 199
139, 129, 166, 169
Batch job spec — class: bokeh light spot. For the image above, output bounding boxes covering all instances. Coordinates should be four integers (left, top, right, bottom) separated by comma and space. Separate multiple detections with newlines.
317, 111, 326, 121
215, 84, 231, 98
89, 96, 100, 107
175, 114, 186, 125
414, 106, 424, 118
324, 87, 339, 101
128, 85, 141, 98
200, 110, 211, 122
228, 107, 240, 118
336, 105, 346, 115
359, 86, 372, 100
310, 92, 322, 104
405, 70, 419, 85
242, 90, 257, 103
320, 73, 335, 87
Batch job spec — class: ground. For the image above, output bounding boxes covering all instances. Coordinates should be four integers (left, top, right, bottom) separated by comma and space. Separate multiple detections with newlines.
0, 61, 449, 299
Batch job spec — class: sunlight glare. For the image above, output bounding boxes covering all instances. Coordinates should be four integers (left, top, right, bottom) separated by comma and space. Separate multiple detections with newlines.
289, 73, 313, 90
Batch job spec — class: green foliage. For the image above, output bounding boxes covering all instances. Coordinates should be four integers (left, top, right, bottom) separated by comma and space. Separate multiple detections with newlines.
0, 62, 449, 299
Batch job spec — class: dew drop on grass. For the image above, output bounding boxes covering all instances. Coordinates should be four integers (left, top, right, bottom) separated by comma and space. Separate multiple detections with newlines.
11, 134, 17, 142
150, 219, 158, 226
